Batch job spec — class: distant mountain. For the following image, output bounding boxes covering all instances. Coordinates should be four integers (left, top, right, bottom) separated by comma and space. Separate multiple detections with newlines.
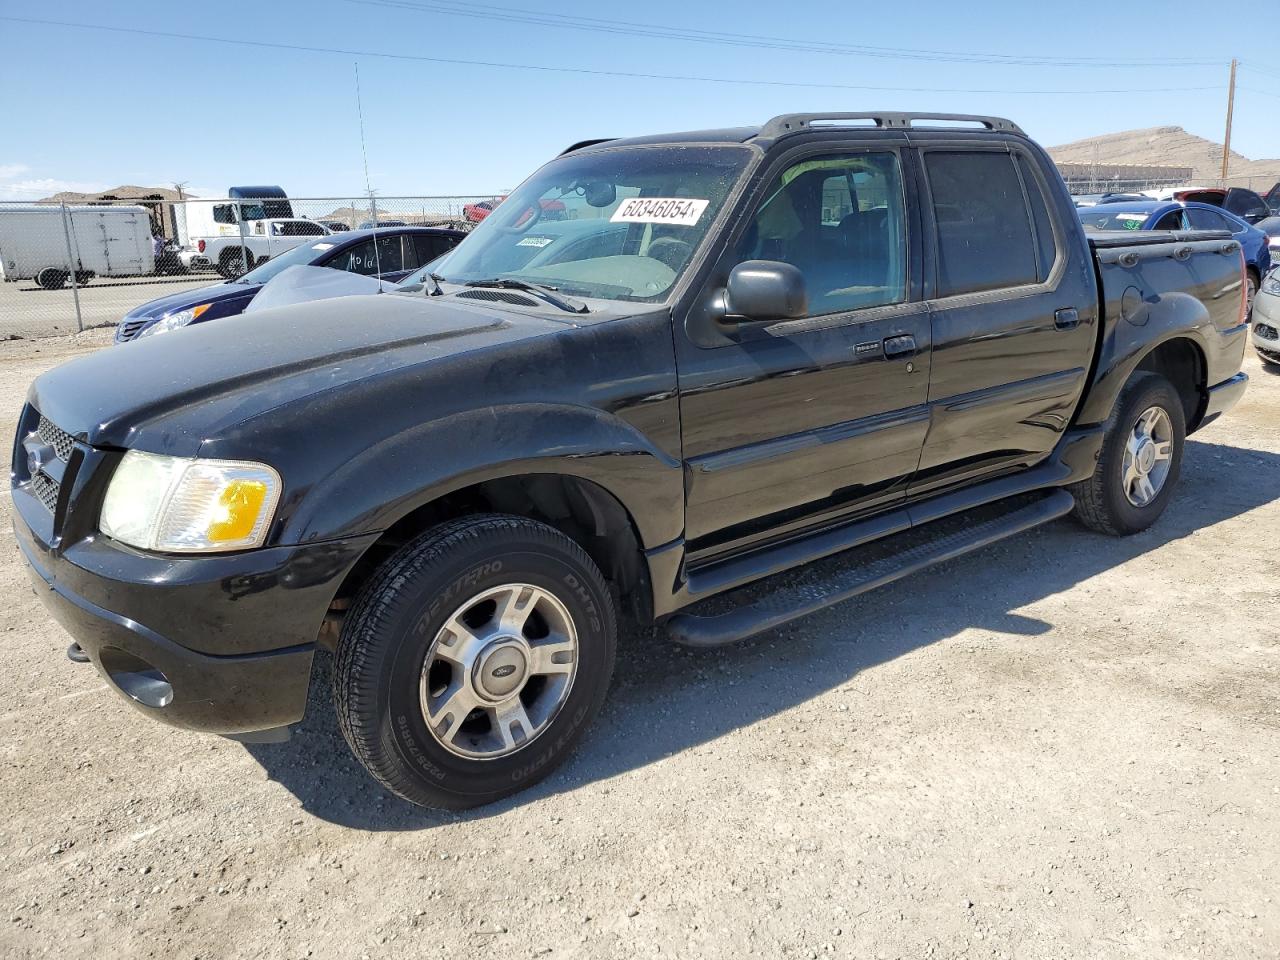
38, 184, 186, 203
1048, 126, 1280, 187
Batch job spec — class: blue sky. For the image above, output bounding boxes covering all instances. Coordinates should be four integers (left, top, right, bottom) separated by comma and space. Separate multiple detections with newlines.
1, 0, 1276, 200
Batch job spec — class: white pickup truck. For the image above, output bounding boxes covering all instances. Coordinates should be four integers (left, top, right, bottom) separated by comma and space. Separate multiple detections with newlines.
197, 218, 331, 278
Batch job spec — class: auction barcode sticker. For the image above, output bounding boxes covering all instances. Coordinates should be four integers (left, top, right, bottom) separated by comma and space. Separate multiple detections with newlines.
610, 197, 709, 226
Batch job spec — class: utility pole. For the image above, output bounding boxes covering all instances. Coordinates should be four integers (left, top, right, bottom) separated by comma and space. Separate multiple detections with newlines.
1221, 58, 1237, 182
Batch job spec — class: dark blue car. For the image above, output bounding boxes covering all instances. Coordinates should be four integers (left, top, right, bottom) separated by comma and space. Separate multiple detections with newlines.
115, 226, 465, 342
1077, 200, 1272, 312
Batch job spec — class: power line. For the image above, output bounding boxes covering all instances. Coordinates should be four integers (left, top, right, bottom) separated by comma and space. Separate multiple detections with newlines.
348, 0, 1224, 68
1240, 62, 1280, 81
0, 16, 1223, 96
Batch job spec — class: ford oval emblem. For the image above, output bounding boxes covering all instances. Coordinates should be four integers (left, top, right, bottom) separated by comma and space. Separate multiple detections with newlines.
491, 664, 518, 679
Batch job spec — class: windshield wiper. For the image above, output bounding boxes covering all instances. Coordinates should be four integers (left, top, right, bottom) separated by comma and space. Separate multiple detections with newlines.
422, 271, 445, 297
463, 277, 588, 314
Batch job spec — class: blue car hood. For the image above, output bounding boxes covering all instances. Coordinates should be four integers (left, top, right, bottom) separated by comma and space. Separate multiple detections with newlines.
124, 280, 260, 320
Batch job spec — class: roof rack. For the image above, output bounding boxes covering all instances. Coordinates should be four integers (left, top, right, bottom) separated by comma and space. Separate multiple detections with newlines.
759, 112, 1025, 139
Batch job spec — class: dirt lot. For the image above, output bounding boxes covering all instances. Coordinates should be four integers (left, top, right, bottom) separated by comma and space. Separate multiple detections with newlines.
0, 332, 1276, 960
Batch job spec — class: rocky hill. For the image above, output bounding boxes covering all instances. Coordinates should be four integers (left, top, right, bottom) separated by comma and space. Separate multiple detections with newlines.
1048, 126, 1280, 187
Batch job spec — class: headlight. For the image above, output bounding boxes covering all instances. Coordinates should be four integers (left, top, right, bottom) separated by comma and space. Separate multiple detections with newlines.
100, 451, 281, 552
134, 303, 211, 339
1263, 271, 1280, 296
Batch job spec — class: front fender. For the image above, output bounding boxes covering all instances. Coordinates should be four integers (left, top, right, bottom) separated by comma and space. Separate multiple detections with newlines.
279, 402, 685, 549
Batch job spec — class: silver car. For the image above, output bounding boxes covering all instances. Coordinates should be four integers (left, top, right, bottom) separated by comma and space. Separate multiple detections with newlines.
1253, 268, 1280, 367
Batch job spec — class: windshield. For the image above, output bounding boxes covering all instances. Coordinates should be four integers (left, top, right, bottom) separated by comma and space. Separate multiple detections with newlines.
1077, 208, 1152, 232
418, 145, 751, 302
238, 236, 343, 284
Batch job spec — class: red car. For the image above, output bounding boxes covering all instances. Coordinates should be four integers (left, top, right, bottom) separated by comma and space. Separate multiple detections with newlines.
463, 197, 568, 224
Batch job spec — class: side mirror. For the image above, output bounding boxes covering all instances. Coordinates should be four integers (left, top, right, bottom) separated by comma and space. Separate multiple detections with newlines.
724, 260, 807, 324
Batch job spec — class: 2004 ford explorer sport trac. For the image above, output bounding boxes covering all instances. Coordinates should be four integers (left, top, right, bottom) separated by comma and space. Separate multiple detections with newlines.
13, 113, 1250, 810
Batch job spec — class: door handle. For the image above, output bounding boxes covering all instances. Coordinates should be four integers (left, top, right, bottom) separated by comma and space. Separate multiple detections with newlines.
882, 334, 916, 358
1054, 307, 1080, 330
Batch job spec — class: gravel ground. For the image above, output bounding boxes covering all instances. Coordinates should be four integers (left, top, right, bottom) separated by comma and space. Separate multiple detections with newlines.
0, 274, 217, 339
0, 332, 1276, 960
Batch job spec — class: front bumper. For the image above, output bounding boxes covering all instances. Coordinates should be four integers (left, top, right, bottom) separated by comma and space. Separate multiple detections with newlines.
14, 507, 376, 736
1255, 328, 1280, 364
1251, 290, 1280, 363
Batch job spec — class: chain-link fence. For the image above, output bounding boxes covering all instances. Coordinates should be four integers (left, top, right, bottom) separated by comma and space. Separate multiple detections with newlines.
0, 195, 500, 339
1061, 173, 1279, 198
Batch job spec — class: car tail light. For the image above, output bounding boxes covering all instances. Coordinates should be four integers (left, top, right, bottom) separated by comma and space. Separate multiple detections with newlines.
1240, 248, 1249, 325
197, 239, 205, 253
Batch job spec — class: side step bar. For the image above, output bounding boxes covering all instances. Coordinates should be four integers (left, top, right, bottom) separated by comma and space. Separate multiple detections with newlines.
666, 489, 1074, 648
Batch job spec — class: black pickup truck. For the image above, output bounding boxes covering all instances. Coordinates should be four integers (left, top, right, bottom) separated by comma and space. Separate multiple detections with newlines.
13, 113, 1250, 809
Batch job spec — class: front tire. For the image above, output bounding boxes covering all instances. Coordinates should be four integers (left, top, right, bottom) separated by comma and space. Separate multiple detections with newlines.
334, 514, 617, 810
1069, 372, 1186, 536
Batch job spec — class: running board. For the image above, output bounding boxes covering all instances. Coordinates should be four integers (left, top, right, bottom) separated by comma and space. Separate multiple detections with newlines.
665, 489, 1074, 648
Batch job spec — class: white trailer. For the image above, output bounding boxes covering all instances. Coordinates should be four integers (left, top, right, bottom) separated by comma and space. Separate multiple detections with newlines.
0, 204, 155, 289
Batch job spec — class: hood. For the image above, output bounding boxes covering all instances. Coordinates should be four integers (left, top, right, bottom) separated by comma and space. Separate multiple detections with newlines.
30, 293, 562, 454
122, 280, 257, 320
243, 265, 393, 313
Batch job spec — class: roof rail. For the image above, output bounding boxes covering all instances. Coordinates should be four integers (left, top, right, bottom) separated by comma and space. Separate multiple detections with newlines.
759, 112, 1025, 139
560, 138, 617, 155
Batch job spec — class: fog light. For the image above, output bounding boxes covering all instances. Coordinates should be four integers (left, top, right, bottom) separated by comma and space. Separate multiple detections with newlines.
98, 647, 174, 708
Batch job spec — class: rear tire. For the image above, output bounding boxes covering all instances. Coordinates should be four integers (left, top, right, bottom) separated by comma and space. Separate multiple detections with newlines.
36, 267, 67, 290
334, 514, 617, 810
218, 250, 251, 279
1069, 372, 1186, 536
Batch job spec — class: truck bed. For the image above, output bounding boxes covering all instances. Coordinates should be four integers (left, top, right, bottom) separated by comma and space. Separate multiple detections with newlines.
1085, 228, 1232, 249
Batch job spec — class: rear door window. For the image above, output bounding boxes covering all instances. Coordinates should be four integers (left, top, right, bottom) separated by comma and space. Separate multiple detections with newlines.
1186, 208, 1233, 231
1015, 154, 1059, 282
925, 151, 1038, 297
374, 235, 405, 273
271, 221, 327, 237
413, 233, 457, 265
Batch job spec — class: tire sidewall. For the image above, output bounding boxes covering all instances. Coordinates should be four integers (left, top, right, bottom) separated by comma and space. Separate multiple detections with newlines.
372, 534, 614, 805
1100, 376, 1186, 533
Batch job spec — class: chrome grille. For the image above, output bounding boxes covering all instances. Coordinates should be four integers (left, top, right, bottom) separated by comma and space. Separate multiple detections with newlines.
37, 416, 75, 461
29, 472, 59, 513
117, 318, 150, 341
